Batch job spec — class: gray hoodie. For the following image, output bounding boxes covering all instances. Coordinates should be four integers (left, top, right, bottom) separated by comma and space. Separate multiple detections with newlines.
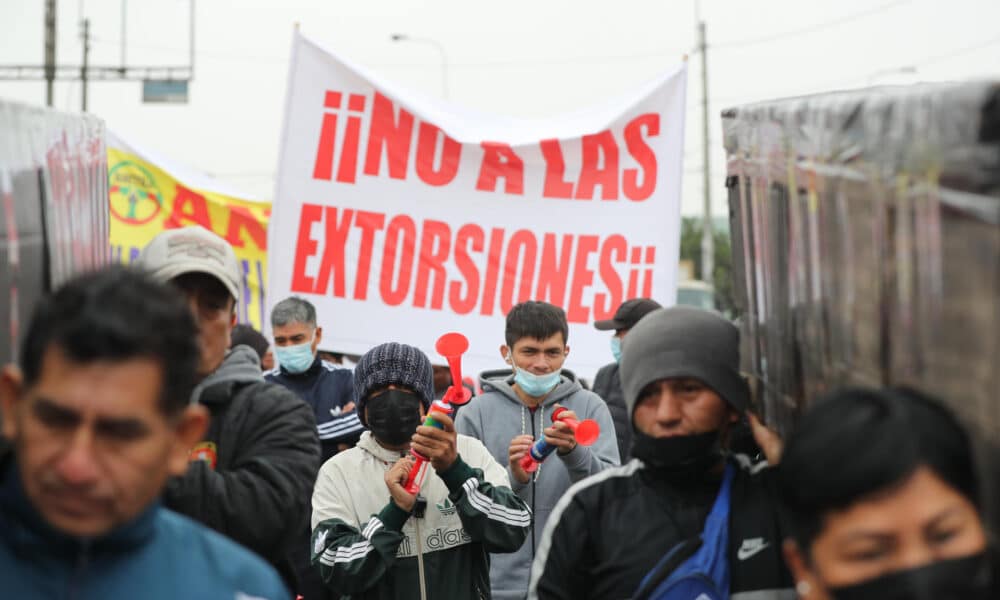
455, 368, 620, 600
191, 345, 264, 399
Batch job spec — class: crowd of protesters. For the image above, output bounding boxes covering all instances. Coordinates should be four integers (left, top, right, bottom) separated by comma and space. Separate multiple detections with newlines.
0, 224, 995, 599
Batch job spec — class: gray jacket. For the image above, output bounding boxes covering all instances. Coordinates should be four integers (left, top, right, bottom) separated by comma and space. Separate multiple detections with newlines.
455, 369, 620, 600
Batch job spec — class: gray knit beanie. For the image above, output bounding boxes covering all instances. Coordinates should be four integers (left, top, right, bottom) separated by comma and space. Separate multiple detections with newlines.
620, 306, 749, 423
354, 342, 434, 426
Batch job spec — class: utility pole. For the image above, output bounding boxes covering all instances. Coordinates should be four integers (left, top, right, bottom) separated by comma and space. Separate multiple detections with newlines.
190, 0, 196, 79
80, 19, 91, 112
698, 20, 714, 285
2, 3, 194, 106
120, 0, 127, 71
44, 0, 56, 106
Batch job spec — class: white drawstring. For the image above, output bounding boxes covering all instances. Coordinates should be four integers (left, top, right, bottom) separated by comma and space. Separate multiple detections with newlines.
415, 516, 427, 600
520, 404, 546, 482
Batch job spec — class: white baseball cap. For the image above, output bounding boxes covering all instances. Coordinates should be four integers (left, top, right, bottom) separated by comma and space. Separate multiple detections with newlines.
138, 225, 241, 302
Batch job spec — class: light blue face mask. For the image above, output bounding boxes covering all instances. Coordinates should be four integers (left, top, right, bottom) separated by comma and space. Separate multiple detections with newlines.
275, 340, 315, 374
610, 336, 623, 363
514, 367, 561, 397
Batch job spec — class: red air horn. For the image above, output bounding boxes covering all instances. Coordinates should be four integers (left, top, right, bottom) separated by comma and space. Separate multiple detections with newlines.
403, 332, 473, 495
519, 407, 600, 473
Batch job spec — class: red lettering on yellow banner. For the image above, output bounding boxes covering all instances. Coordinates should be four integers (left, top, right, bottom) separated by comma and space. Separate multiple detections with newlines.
166, 184, 211, 230
224, 205, 267, 250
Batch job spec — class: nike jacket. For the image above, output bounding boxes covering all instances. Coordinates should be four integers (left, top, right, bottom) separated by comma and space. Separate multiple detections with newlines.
528, 456, 795, 600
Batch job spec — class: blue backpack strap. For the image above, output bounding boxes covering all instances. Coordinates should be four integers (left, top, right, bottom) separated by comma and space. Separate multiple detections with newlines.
634, 538, 704, 598
634, 463, 736, 600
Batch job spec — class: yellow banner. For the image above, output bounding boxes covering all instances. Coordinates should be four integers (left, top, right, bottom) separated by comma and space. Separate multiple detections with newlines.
107, 146, 271, 330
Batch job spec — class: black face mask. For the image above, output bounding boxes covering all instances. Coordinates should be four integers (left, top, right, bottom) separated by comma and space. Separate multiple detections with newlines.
366, 389, 423, 446
828, 551, 995, 600
631, 429, 722, 476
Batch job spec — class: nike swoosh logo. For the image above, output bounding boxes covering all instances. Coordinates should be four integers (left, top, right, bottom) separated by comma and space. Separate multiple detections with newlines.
737, 541, 770, 561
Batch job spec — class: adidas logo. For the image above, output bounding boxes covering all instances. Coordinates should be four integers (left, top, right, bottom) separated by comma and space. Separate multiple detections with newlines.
436, 498, 457, 516
313, 529, 329, 555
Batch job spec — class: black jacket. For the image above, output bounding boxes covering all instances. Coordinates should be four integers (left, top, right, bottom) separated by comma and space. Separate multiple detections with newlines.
591, 362, 631, 460
266, 357, 363, 463
528, 456, 794, 600
163, 346, 321, 589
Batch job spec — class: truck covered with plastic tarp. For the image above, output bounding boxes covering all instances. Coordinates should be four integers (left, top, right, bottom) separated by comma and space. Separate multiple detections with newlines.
0, 100, 108, 366
722, 81, 999, 525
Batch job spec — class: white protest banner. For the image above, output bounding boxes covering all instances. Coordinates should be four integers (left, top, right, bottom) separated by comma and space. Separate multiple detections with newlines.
270, 30, 686, 381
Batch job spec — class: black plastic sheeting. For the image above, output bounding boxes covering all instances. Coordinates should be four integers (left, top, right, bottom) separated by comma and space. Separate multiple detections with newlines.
722, 81, 999, 526
0, 100, 109, 367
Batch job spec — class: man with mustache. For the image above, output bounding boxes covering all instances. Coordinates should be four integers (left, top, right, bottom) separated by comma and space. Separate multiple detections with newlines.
138, 225, 320, 592
0, 267, 289, 598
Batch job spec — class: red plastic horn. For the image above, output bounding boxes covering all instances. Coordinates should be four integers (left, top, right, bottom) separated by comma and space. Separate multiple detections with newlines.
552, 406, 600, 446
402, 332, 473, 495
436, 332, 472, 406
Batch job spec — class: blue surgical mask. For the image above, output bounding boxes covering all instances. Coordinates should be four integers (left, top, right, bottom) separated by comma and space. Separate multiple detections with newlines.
275, 341, 315, 374
514, 367, 561, 397
610, 336, 623, 363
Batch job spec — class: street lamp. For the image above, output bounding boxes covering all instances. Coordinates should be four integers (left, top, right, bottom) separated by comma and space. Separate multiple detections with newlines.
390, 33, 449, 100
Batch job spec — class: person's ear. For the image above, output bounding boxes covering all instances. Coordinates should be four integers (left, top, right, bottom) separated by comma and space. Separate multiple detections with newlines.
0, 365, 24, 441
783, 538, 819, 597
499, 345, 511, 364
167, 405, 210, 476
313, 327, 323, 352
564, 345, 570, 357
729, 407, 741, 423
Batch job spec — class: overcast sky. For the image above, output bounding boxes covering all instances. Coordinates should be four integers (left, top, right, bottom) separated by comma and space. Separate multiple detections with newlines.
2, 0, 999, 215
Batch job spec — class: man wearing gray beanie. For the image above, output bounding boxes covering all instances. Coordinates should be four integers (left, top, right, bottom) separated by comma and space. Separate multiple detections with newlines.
310, 342, 530, 600
529, 306, 792, 600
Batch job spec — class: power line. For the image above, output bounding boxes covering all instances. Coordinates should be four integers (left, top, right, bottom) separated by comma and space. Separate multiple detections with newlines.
89, 36, 688, 69
83, 1, 941, 73
709, 35, 1000, 107
89, 37, 288, 64
709, 0, 910, 50
915, 34, 1000, 67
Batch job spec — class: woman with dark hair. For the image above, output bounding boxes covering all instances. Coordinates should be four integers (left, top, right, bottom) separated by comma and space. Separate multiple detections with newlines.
779, 387, 996, 599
